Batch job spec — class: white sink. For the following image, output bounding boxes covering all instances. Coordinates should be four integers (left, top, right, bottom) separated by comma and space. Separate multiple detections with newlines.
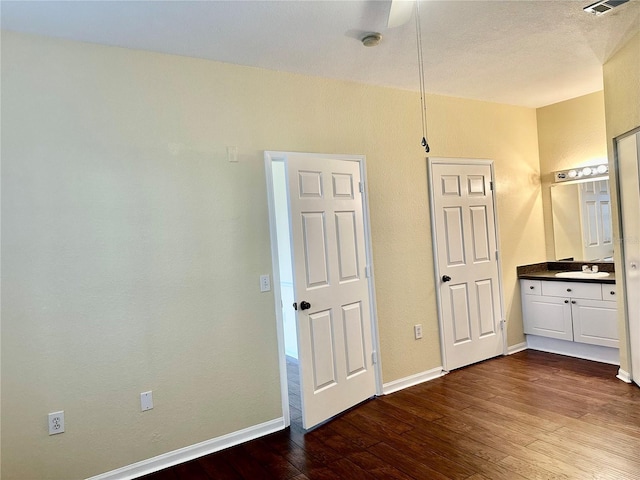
554, 271, 610, 279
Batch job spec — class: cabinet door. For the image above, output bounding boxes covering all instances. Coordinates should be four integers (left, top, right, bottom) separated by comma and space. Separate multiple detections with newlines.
571, 299, 619, 348
523, 295, 573, 341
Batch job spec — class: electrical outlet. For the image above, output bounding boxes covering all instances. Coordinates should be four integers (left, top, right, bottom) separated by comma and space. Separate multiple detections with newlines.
48, 411, 65, 435
414, 324, 423, 340
141, 391, 154, 411
260, 274, 271, 292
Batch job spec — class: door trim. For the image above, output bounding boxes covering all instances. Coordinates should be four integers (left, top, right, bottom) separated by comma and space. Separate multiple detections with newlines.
264, 151, 383, 427
427, 157, 507, 371
613, 126, 640, 385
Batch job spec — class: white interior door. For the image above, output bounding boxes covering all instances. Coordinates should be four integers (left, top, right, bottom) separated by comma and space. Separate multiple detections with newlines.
616, 130, 640, 387
429, 159, 504, 371
286, 153, 377, 429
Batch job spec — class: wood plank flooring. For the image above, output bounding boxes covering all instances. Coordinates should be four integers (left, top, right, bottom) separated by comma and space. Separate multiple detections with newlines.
141, 351, 640, 479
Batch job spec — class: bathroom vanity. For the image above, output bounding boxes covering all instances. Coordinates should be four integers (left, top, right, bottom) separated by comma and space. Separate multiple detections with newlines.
518, 262, 618, 363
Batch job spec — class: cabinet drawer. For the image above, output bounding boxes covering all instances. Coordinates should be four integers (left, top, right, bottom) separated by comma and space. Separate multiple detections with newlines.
601, 284, 617, 302
541, 281, 602, 300
521, 279, 541, 295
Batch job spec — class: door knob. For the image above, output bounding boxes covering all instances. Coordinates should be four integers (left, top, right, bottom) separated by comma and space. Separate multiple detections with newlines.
442, 275, 451, 282
300, 301, 311, 311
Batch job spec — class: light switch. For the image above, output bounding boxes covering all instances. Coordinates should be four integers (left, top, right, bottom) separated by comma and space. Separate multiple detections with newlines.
227, 146, 238, 162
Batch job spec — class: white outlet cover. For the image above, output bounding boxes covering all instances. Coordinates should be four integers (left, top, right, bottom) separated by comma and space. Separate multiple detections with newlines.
48, 411, 65, 435
260, 274, 271, 292
140, 391, 153, 411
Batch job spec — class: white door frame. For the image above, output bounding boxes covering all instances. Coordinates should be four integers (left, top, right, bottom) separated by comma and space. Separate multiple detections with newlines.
613, 127, 640, 385
427, 157, 508, 371
264, 151, 383, 427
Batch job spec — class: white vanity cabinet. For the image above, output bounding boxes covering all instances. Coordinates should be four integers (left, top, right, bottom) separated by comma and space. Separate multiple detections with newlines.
521, 279, 618, 348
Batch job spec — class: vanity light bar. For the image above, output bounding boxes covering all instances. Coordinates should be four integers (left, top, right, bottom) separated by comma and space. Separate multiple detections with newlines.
554, 164, 609, 183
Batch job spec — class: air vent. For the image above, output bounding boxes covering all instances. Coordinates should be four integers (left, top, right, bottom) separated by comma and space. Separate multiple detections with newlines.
584, 0, 629, 15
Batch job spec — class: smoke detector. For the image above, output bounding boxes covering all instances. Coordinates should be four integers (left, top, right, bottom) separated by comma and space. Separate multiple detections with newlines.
361, 33, 382, 47
583, 0, 629, 15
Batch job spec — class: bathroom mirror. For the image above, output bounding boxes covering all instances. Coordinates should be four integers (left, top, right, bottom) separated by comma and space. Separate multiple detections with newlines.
550, 178, 613, 262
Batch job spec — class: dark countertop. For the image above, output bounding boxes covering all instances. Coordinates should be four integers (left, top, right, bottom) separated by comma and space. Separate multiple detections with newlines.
517, 261, 615, 284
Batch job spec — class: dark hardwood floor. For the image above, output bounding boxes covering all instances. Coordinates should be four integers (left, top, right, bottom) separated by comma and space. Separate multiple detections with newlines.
142, 351, 640, 479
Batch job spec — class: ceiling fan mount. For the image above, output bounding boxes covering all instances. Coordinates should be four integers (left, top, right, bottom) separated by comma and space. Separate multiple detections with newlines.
386, 0, 415, 28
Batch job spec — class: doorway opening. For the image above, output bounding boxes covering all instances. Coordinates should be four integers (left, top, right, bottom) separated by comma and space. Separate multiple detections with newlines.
271, 159, 302, 428
265, 151, 382, 430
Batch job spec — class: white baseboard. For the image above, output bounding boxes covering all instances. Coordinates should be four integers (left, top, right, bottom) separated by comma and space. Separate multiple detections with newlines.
382, 366, 447, 395
86, 417, 286, 480
507, 342, 528, 355
526, 335, 620, 365
617, 368, 632, 383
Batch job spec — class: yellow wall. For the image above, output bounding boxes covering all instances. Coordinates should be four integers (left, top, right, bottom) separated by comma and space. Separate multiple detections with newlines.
536, 92, 608, 261
603, 31, 640, 376
1, 31, 543, 479
604, 31, 640, 140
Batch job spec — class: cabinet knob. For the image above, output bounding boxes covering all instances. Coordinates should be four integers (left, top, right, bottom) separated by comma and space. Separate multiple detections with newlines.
571, 300, 577, 304
566, 288, 572, 292
530, 286, 535, 290
564, 300, 569, 304
610, 291, 615, 296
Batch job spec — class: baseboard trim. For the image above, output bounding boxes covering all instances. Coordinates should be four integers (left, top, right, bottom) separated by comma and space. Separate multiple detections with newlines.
382, 366, 447, 395
507, 342, 528, 355
617, 368, 632, 383
86, 417, 286, 480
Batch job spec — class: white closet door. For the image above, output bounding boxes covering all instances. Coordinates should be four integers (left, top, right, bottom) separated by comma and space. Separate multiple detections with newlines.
616, 131, 640, 387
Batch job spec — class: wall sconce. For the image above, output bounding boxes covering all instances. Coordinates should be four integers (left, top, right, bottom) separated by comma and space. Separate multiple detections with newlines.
554, 163, 608, 183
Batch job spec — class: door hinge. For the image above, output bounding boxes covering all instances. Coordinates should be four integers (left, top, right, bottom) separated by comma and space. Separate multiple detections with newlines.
359, 182, 364, 193
372, 351, 378, 365
490, 181, 494, 191
365, 265, 371, 278
500, 320, 506, 331
495, 250, 499, 261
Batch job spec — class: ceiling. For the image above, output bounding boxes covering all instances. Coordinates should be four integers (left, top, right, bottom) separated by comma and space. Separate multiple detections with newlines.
2, 0, 639, 108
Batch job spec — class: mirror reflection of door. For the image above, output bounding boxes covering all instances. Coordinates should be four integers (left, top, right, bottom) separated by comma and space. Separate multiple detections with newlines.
550, 179, 613, 262
578, 180, 613, 261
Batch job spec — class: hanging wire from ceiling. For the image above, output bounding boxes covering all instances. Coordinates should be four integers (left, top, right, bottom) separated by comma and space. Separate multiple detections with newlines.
415, 0, 430, 153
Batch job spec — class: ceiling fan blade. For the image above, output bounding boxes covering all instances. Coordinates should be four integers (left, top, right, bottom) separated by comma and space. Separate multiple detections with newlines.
387, 0, 415, 28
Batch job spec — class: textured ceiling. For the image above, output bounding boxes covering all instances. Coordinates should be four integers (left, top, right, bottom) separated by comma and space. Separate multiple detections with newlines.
2, 0, 639, 107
